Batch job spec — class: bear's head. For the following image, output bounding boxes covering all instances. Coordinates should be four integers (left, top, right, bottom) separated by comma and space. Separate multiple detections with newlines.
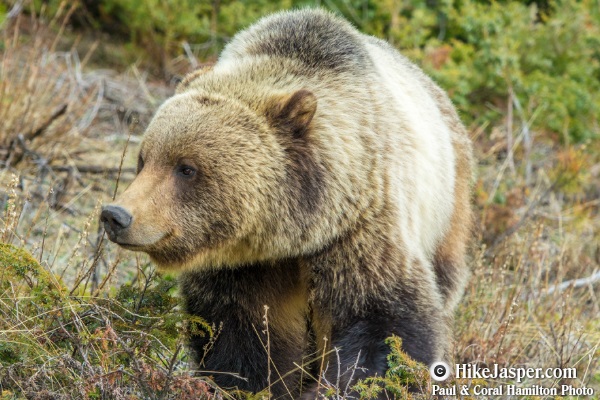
101, 87, 318, 271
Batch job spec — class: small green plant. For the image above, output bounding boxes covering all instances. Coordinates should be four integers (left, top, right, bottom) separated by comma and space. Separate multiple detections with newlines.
354, 336, 429, 399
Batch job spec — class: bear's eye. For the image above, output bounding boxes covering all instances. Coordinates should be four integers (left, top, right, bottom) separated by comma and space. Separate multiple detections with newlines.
177, 165, 196, 178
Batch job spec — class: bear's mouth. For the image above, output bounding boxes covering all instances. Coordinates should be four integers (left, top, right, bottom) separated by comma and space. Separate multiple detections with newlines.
116, 242, 145, 250
110, 229, 175, 252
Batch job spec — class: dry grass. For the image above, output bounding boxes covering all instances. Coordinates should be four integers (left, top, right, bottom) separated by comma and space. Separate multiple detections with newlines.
0, 5, 99, 174
0, 4, 599, 400
450, 133, 600, 395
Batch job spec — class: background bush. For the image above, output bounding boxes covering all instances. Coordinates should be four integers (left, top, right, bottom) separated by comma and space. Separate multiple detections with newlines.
23, 0, 599, 143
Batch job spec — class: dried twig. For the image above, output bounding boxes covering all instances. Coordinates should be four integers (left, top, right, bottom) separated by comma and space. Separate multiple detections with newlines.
182, 41, 199, 69
506, 85, 515, 174
53, 165, 136, 175
26, 104, 67, 140
158, 344, 183, 400
544, 270, 600, 296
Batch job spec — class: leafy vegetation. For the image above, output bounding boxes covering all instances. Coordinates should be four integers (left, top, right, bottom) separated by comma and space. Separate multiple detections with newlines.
425, 0, 600, 142
353, 337, 429, 399
0, 0, 599, 399
0, 242, 213, 399
21, 0, 600, 142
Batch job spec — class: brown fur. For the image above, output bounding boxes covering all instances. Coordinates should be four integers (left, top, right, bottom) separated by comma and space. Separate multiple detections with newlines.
176, 63, 214, 93
102, 9, 473, 399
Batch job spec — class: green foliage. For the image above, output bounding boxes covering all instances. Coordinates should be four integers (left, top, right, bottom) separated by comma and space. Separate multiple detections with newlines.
354, 336, 429, 399
0, 243, 66, 305
349, 0, 600, 142
0, 4, 6, 27
100, 0, 211, 63
0, 244, 212, 398
427, 0, 600, 142
218, 0, 294, 38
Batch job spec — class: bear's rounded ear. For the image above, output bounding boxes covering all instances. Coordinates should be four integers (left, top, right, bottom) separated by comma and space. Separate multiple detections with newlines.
268, 89, 317, 137
176, 63, 215, 94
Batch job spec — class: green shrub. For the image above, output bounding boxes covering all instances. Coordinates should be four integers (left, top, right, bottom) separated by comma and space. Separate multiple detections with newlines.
361, 0, 600, 142
427, 0, 600, 142
354, 336, 429, 399
0, 244, 212, 399
100, 0, 211, 65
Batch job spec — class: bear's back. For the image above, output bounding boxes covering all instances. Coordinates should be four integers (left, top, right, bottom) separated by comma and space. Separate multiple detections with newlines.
219, 9, 370, 74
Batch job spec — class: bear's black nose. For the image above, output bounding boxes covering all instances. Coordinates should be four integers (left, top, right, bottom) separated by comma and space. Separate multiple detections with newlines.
101, 205, 132, 240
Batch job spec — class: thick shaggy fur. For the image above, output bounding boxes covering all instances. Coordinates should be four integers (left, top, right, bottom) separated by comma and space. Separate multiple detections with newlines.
103, 9, 473, 399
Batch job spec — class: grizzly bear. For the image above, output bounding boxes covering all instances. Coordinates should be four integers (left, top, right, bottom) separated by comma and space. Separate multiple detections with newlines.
101, 8, 473, 399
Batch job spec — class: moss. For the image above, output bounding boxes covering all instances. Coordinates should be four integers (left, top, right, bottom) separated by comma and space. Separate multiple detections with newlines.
0, 243, 67, 303
0, 342, 22, 365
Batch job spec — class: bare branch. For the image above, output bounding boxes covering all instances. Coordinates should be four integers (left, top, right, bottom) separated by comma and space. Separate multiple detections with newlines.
544, 270, 600, 296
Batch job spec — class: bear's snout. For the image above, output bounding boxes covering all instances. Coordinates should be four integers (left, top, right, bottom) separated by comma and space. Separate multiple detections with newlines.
101, 205, 132, 242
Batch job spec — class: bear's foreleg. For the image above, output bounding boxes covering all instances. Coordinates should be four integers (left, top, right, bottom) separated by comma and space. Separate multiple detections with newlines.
302, 228, 447, 397
180, 261, 309, 399
302, 300, 443, 399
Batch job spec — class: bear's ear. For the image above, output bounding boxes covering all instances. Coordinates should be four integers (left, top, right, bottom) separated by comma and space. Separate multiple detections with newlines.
268, 89, 317, 137
176, 63, 214, 93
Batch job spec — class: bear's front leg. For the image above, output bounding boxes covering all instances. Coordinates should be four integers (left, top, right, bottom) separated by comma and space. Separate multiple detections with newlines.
302, 303, 443, 399
302, 231, 448, 399
180, 261, 309, 399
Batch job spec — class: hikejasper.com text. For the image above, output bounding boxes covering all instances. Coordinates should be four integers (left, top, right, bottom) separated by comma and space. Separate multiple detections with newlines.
455, 363, 577, 383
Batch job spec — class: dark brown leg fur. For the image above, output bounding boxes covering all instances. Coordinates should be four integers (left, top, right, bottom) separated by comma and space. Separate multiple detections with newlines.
180, 260, 309, 399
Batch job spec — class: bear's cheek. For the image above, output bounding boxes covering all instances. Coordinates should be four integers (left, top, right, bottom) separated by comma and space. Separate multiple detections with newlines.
168, 203, 237, 250
170, 177, 242, 241
138, 166, 263, 269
